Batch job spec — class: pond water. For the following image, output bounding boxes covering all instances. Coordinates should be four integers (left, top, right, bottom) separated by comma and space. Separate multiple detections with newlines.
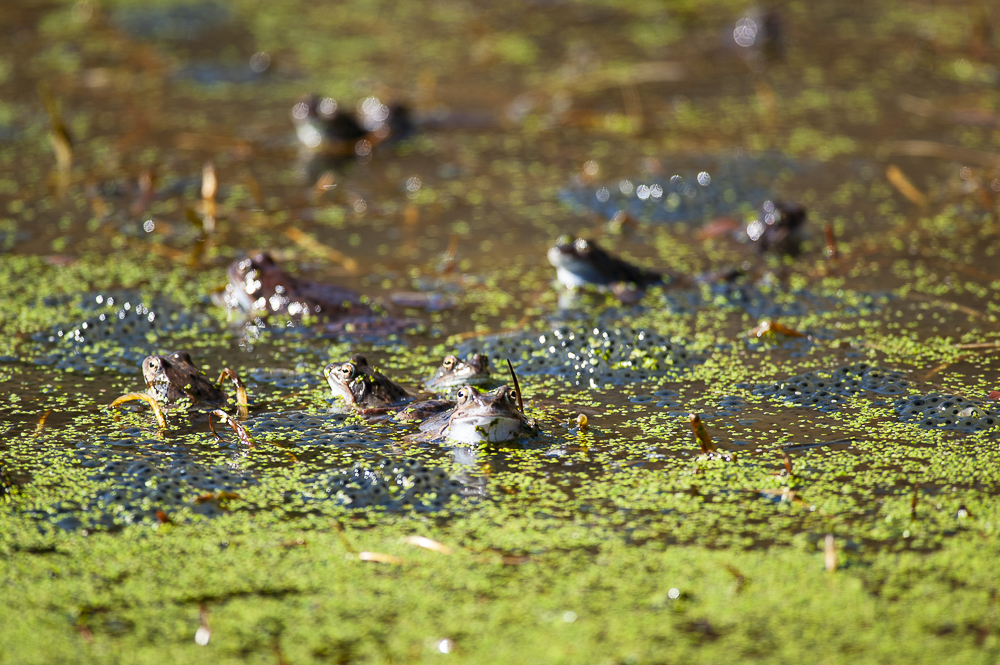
2, 0, 1000, 661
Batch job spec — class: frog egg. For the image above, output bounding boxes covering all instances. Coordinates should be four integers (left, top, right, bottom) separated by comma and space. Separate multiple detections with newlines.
126, 462, 157, 480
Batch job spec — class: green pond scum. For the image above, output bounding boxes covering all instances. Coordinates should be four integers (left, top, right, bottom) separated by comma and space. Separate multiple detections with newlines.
3, 0, 1000, 662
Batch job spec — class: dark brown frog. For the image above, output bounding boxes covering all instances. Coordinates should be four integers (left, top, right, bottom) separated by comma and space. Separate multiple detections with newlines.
547, 237, 667, 302
110, 351, 248, 425
291, 94, 414, 156
225, 252, 366, 320
747, 201, 806, 257
143, 351, 226, 404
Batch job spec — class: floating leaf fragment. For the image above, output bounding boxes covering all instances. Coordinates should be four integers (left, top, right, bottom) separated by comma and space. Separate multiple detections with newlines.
824, 534, 837, 572
747, 320, 808, 339
358, 551, 404, 565
404, 536, 453, 555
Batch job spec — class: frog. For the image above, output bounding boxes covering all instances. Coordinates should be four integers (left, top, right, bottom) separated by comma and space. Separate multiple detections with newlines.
324, 354, 452, 420
142, 351, 227, 404
223, 253, 416, 335
291, 95, 369, 156
291, 94, 414, 156
110, 351, 248, 425
746, 201, 806, 257
324, 354, 411, 411
417, 385, 540, 444
546, 236, 666, 302
225, 252, 366, 320
423, 353, 492, 392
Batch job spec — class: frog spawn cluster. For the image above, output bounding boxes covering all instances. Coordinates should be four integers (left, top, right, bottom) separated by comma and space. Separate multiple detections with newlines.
245, 411, 395, 449
302, 457, 474, 511
558, 155, 798, 224
29, 291, 208, 375
462, 325, 705, 387
29, 442, 256, 531
894, 394, 1000, 432
749, 363, 912, 411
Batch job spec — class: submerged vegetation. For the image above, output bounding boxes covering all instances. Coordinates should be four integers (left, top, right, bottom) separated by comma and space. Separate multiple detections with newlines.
2, 0, 1000, 662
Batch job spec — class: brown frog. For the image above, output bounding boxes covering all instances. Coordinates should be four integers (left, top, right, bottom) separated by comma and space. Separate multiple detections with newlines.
223, 253, 414, 334
324, 354, 451, 420
423, 354, 492, 392
143, 351, 226, 404
746, 201, 806, 257
110, 351, 248, 425
324, 354, 411, 411
417, 385, 539, 444
225, 252, 366, 319
291, 94, 414, 156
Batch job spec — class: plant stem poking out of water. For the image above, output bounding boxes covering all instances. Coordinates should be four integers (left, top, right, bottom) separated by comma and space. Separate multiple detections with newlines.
109, 392, 167, 429
689, 413, 717, 453
824, 534, 837, 572
208, 409, 253, 447
38, 82, 72, 172
824, 223, 839, 260
201, 161, 217, 233
724, 564, 749, 594
506, 359, 525, 413
885, 164, 926, 207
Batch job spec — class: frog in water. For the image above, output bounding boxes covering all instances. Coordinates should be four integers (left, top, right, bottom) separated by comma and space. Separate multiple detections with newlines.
291, 94, 413, 156
423, 354, 492, 392
325, 354, 451, 419
325, 354, 411, 411
143, 351, 226, 404
110, 351, 248, 425
746, 201, 806, 257
225, 252, 366, 319
547, 236, 666, 302
417, 385, 539, 444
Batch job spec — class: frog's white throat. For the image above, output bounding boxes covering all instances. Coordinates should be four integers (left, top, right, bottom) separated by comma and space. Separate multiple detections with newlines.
447, 415, 524, 444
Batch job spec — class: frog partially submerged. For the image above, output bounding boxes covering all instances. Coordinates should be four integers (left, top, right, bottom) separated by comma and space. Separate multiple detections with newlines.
325, 354, 411, 411
110, 351, 248, 426
143, 351, 226, 404
746, 201, 806, 257
223, 253, 413, 334
423, 354, 492, 392
547, 237, 666, 302
324, 354, 451, 420
225, 252, 366, 319
417, 385, 540, 444
291, 94, 413, 156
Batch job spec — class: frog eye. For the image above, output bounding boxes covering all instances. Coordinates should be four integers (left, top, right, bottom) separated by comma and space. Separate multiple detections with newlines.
340, 363, 356, 379
574, 238, 590, 253
443, 356, 457, 370
456, 387, 471, 403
